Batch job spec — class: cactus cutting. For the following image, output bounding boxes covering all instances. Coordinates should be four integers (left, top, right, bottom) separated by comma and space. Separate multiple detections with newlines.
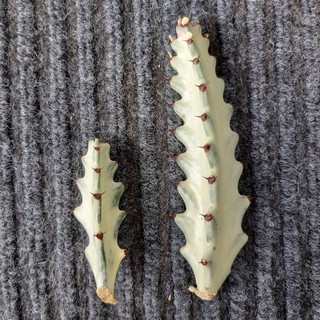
169, 17, 250, 300
74, 139, 126, 304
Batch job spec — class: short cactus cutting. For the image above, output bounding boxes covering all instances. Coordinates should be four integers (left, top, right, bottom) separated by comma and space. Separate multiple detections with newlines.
74, 139, 127, 304
169, 17, 250, 300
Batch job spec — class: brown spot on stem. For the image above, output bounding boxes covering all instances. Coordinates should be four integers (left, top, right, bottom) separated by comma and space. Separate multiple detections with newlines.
200, 259, 208, 266
201, 213, 213, 222
93, 167, 102, 173
94, 231, 104, 240
200, 144, 210, 153
196, 83, 207, 92
196, 113, 208, 121
205, 176, 216, 184
189, 56, 200, 65
94, 146, 100, 151
91, 191, 106, 200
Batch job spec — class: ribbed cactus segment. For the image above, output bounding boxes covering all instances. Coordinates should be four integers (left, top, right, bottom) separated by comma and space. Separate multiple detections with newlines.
74, 139, 126, 304
169, 17, 249, 300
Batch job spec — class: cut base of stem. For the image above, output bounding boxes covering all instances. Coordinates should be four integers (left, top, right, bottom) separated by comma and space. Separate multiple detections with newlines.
188, 285, 217, 301
96, 286, 118, 305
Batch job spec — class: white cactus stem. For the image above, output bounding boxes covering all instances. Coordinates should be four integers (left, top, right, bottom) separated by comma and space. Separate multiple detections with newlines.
74, 139, 126, 304
169, 17, 250, 300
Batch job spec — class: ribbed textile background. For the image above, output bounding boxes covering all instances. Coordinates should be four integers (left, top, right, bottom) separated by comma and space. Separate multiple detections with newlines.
0, 0, 319, 319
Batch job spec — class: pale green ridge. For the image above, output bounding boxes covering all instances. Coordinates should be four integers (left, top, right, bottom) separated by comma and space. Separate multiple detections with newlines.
170, 17, 249, 300
74, 139, 126, 304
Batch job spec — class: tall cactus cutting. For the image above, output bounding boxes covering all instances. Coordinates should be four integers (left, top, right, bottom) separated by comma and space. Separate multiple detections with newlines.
74, 139, 127, 304
169, 17, 249, 300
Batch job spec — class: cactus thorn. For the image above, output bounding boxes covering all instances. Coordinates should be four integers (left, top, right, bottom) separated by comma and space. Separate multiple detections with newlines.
196, 83, 208, 92
168, 128, 176, 134
185, 38, 193, 45
168, 52, 173, 61
199, 144, 211, 153
91, 191, 106, 200
167, 101, 175, 107
124, 249, 128, 256
201, 213, 214, 222
94, 231, 106, 240
196, 19, 200, 25
195, 113, 208, 121
169, 34, 174, 44
165, 77, 172, 83
204, 175, 216, 184
94, 146, 101, 151
172, 153, 180, 159
169, 214, 177, 219
93, 167, 103, 173
204, 33, 210, 38
189, 56, 200, 65
247, 195, 255, 202
175, 182, 180, 188
199, 259, 208, 266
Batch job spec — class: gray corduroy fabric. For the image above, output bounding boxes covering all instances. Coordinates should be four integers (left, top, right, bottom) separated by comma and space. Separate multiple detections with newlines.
0, 0, 319, 319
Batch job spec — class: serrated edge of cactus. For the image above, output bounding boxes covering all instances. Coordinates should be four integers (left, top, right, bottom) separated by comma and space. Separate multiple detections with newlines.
74, 138, 127, 304
168, 17, 250, 299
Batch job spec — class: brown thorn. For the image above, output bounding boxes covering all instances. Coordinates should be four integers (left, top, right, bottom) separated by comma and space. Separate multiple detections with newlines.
200, 213, 214, 222
168, 129, 176, 134
93, 167, 103, 174
91, 191, 106, 200
195, 113, 208, 121
199, 259, 208, 266
204, 176, 216, 184
196, 83, 208, 92
169, 214, 177, 220
124, 249, 129, 256
199, 144, 210, 153
247, 195, 255, 202
184, 39, 193, 45
94, 231, 106, 240
188, 56, 200, 65
94, 146, 100, 151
